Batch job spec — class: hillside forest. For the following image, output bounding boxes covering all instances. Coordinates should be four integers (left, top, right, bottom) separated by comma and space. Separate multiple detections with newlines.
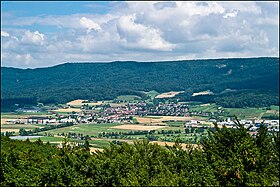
1, 57, 279, 111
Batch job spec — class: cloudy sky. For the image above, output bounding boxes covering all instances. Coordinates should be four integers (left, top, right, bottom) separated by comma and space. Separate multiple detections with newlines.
1, 1, 279, 68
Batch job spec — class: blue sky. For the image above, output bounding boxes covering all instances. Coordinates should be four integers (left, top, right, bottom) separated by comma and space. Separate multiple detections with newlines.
1, 1, 279, 68
2, 1, 112, 16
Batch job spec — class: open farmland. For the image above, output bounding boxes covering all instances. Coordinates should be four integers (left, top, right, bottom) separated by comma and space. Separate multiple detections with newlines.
110, 124, 167, 131
189, 103, 218, 113
135, 116, 202, 124
1, 124, 44, 134
143, 90, 159, 99
52, 108, 82, 113
1, 118, 16, 124
223, 107, 267, 119
38, 123, 131, 136
116, 95, 141, 101
67, 99, 103, 106
155, 91, 183, 98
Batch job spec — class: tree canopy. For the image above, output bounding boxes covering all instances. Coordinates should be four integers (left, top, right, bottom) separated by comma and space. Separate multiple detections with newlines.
1, 120, 279, 186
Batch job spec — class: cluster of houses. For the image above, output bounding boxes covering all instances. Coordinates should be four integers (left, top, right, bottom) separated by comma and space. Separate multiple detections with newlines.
149, 103, 189, 116
8, 102, 279, 134
185, 118, 279, 132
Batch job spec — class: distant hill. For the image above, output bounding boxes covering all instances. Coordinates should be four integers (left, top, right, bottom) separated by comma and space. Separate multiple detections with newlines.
1, 57, 279, 111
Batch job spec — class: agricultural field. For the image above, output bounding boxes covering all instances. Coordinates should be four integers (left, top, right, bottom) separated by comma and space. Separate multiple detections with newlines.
111, 124, 167, 131
223, 107, 267, 119
52, 108, 82, 113
143, 90, 160, 99
67, 99, 103, 106
116, 95, 141, 101
155, 91, 183, 99
188, 103, 219, 113
1, 124, 44, 134
135, 116, 203, 124
38, 123, 130, 136
1, 113, 52, 119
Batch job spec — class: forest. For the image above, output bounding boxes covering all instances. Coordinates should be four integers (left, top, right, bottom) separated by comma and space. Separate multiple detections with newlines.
1, 121, 279, 186
1, 57, 279, 111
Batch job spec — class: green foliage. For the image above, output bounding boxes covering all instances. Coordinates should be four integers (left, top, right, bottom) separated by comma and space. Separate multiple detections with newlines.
200, 118, 279, 186
1, 57, 279, 111
1, 118, 279, 186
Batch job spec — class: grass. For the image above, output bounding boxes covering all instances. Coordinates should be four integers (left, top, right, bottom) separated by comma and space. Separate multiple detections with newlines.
223, 107, 266, 119
189, 103, 218, 113
270, 105, 279, 111
28, 136, 110, 149
38, 123, 132, 136
143, 90, 159, 99
116, 95, 141, 101
1, 113, 51, 119
166, 121, 185, 126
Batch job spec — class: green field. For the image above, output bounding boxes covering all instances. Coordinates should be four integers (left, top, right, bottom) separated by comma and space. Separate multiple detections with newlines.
116, 95, 141, 101
270, 105, 279, 111
1, 112, 52, 119
143, 90, 160, 99
223, 107, 266, 119
28, 136, 110, 149
38, 123, 131, 136
189, 103, 218, 113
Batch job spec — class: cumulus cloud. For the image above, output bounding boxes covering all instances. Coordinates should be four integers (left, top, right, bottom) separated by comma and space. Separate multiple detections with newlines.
223, 10, 238, 18
21, 30, 45, 45
80, 17, 102, 33
1, 1, 279, 68
117, 14, 175, 51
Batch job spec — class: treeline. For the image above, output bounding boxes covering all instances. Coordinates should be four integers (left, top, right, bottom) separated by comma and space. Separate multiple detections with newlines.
190, 90, 279, 108
1, 121, 279, 186
1, 57, 279, 111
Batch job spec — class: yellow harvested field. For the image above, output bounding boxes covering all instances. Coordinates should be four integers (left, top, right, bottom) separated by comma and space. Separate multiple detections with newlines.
0, 128, 20, 132
192, 90, 213, 96
67, 99, 85, 105
67, 99, 103, 106
135, 116, 201, 124
53, 108, 82, 112
155, 91, 183, 98
110, 124, 167, 130
90, 147, 103, 153
1, 118, 15, 124
266, 110, 278, 114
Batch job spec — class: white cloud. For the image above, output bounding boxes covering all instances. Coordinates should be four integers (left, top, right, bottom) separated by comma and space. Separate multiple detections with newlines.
1, 1, 279, 68
117, 14, 175, 51
80, 17, 102, 33
21, 30, 45, 45
223, 10, 238, 18
1, 31, 10, 37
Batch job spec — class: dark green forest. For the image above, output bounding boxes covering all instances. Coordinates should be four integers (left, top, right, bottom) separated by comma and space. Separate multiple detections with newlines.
1, 57, 279, 111
1, 122, 279, 186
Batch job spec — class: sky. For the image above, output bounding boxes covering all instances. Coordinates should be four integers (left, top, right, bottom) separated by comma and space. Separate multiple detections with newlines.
1, 1, 279, 68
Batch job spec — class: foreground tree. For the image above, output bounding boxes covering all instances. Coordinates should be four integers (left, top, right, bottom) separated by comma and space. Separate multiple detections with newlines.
201, 118, 279, 186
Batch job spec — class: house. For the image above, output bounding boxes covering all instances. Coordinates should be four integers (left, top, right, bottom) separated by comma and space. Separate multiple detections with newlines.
27, 116, 50, 124
185, 120, 200, 128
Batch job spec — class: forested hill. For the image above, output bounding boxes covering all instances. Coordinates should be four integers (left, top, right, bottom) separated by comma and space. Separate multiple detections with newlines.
1, 57, 279, 110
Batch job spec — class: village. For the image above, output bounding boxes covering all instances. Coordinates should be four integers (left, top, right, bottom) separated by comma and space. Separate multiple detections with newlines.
5, 100, 280, 134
